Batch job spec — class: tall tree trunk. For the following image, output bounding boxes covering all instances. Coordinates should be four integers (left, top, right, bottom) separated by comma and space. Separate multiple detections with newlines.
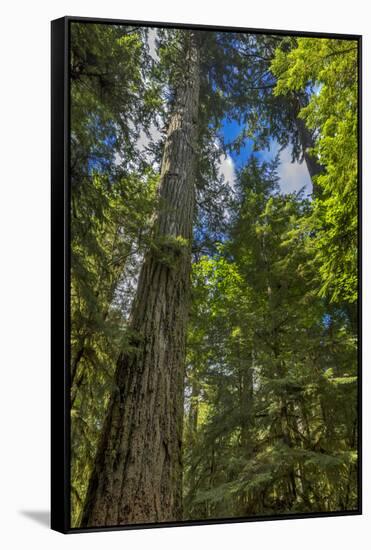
238, 336, 254, 450
80, 31, 200, 528
188, 378, 200, 445
293, 93, 324, 194
295, 116, 323, 183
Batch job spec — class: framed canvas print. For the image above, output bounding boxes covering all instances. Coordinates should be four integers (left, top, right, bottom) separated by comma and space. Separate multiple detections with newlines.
51, 16, 362, 533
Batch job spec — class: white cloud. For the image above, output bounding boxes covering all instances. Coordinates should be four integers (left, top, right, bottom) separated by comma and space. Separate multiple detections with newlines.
136, 122, 161, 154
278, 146, 312, 196
146, 28, 159, 62
218, 153, 236, 190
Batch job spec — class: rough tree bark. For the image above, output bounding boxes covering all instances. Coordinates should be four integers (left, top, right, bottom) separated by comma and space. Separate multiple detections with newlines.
80, 31, 201, 527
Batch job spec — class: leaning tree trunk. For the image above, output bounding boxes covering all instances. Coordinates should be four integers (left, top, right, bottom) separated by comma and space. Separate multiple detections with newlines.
295, 115, 323, 184
293, 92, 324, 195
80, 32, 200, 528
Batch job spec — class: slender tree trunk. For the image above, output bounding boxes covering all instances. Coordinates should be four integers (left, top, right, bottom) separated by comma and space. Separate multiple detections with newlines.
295, 116, 323, 182
293, 93, 324, 194
188, 378, 200, 444
81, 31, 200, 528
238, 337, 254, 450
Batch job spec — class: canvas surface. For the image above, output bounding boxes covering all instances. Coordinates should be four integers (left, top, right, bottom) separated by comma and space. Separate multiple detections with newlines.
67, 20, 360, 529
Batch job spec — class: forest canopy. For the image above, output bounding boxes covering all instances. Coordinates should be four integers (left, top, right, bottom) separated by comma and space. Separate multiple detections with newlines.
68, 22, 359, 528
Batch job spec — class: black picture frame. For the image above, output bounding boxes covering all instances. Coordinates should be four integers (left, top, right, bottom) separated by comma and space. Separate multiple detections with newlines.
51, 15, 362, 534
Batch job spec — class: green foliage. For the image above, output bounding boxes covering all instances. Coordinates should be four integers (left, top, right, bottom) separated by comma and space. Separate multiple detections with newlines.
150, 235, 190, 267
183, 157, 358, 520
70, 23, 162, 176
271, 38, 358, 303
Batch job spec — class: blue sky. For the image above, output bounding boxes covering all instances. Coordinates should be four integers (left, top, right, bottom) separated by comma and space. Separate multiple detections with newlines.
145, 29, 312, 198
219, 118, 312, 197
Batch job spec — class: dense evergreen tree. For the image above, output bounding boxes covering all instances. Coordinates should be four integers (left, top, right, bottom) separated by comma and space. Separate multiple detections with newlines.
271, 37, 359, 304
183, 158, 357, 518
